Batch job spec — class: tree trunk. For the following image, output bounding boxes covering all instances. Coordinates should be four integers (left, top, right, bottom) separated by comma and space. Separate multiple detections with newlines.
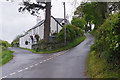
44, 2, 51, 41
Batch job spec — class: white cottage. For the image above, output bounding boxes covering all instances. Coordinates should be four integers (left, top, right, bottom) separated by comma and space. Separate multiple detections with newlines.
19, 16, 70, 49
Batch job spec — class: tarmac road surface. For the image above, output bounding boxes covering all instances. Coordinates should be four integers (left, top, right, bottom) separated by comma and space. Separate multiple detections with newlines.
0, 33, 94, 78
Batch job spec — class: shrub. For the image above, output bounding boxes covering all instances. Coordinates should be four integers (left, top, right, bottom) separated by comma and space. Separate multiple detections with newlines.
93, 12, 120, 64
71, 18, 86, 30
0, 40, 11, 47
32, 24, 84, 52
57, 24, 84, 42
35, 34, 40, 42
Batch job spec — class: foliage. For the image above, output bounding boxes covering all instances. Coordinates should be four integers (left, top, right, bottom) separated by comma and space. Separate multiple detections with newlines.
74, 2, 120, 30
18, 0, 51, 41
87, 51, 120, 78
11, 34, 23, 47
32, 24, 85, 52
27, 35, 86, 54
0, 40, 13, 66
75, 2, 120, 31
71, 18, 86, 30
0, 40, 11, 47
18, 1, 46, 16
57, 24, 84, 42
0, 48, 14, 66
74, 2, 108, 30
35, 34, 40, 42
93, 12, 120, 65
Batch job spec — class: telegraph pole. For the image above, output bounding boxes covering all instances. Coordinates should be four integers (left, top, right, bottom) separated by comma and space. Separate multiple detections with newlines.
63, 2, 66, 47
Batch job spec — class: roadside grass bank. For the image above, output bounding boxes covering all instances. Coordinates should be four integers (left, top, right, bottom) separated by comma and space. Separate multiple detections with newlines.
86, 12, 120, 78
86, 50, 120, 78
20, 35, 86, 54
0, 49, 14, 66
0, 40, 14, 66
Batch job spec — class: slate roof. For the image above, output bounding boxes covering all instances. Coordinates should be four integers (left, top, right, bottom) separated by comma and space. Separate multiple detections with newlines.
20, 16, 70, 38
28, 20, 44, 32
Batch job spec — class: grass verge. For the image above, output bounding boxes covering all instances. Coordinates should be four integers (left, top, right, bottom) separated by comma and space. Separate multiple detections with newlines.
0, 48, 14, 66
86, 50, 120, 78
20, 35, 86, 54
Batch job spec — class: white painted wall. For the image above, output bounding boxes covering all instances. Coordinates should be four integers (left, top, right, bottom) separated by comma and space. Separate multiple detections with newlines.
39, 23, 44, 40
19, 33, 32, 49
51, 18, 57, 34
58, 24, 62, 32
19, 17, 63, 49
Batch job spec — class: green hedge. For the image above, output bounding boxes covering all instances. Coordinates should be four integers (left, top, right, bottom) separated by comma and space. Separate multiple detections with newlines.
87, 51, 120, 78
28, 35, 86, 54
90, 12, 120, 70
0, 40, 11, 48
57, 24, 84, 42
71, 18, 86, 30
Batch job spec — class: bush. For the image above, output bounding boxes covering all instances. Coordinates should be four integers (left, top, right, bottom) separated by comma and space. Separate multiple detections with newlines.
0, 40, 11, 47
93, 12, 120, 64
32, 24, 84, 52
71, 18, 86, 30
32, 39, 64, 52
57, 24, 84, 42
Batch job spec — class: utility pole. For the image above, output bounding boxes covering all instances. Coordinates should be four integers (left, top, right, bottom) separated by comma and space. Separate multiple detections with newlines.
63, 2, 66, 47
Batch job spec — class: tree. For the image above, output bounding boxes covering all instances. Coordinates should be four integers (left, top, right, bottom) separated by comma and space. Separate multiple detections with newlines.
74, 1, 120, 31
18, 0, 51, 41
71, 18, 85, 30
11, 34, 23, 46
44, 2, 51, 41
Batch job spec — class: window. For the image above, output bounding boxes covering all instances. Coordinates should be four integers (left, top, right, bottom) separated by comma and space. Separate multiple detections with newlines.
62, 23, 65, 26
25, 41, 29, 45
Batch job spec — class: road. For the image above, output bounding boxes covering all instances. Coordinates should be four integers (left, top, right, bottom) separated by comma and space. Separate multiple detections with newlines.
0, 33, 94, 78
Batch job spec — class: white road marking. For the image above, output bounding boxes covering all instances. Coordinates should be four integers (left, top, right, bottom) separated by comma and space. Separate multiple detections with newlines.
43, 60, 47, 62
49, 58, 52, 59
2, 76, 7, 78
9, 72, 16, 76
18, 69, 23, 73
35, 64, 38, 66
30, 65, 34, 68
40, 61, 43, 64
24, 67, 29, 70
47, 58, 50, 61
3, 51, 68, 78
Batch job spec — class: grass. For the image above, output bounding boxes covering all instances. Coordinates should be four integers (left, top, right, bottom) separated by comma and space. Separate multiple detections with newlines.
0, 47, 14, 66
20, 35, 86, 54
86, 50, 120, 78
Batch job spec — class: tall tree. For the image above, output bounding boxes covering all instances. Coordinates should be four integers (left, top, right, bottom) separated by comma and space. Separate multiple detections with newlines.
18, 0, 51, 41
44, 2, 51, 41
74, 1, 120, 30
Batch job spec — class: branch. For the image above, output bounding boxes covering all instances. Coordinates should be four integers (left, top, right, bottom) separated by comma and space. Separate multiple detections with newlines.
18, 1, 46, 16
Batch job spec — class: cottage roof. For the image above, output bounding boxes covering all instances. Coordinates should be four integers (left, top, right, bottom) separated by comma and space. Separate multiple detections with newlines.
20, 16, 70, 38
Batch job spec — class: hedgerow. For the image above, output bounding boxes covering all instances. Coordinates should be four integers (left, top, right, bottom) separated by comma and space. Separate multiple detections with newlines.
93, 12, 120, 65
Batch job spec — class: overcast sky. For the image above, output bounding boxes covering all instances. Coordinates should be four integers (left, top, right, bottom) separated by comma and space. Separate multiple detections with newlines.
0, 0, 82, 43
